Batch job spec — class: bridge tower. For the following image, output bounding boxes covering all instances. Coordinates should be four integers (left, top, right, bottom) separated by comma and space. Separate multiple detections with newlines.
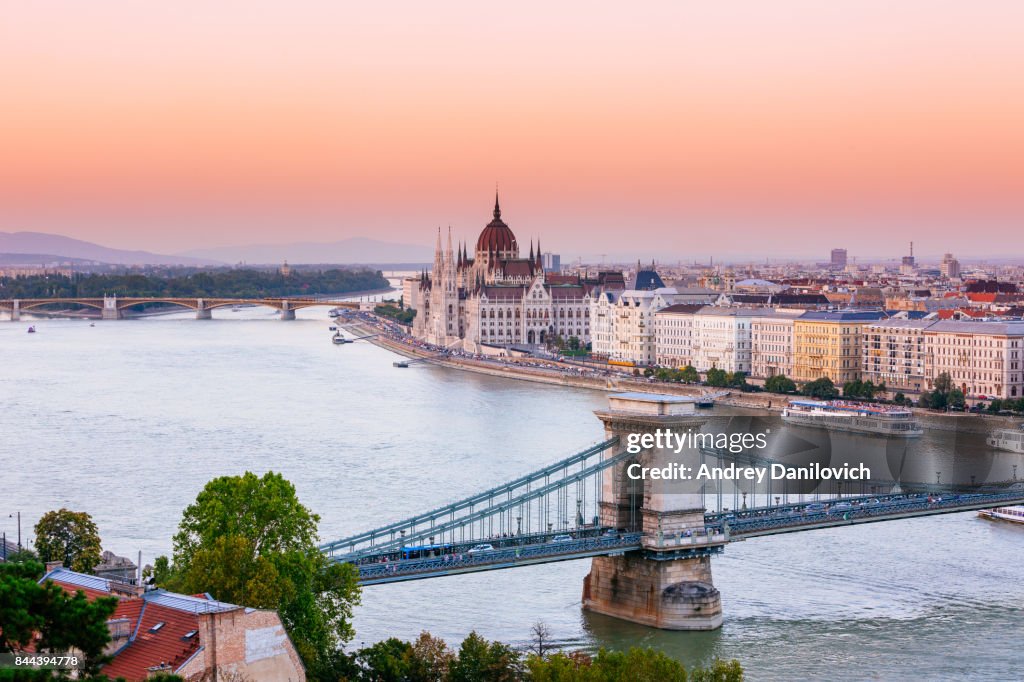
10, 300, 19, 321
195, 298, 212, 320
102, 296, 122, 320
582, 392, 726, 630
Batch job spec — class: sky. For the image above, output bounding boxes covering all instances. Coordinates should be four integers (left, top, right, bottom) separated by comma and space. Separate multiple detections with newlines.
1, 1, 1022, 261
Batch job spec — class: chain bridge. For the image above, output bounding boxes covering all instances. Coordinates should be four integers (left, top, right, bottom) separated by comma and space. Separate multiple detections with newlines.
322, 392, 1024, 630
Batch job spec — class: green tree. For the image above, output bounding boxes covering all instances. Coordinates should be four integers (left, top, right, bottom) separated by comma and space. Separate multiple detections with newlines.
567, 336, 581, 351
643, 367, 655, 378
801, 377, 838, 399
764, 375, 797, 394
988, 399, 1003, 413
0, 560, 117, 676
933, 371, 953, 395
406, 631, 455, 682
948, 388, 966, 409
163, 472, 361, 669
449, 631, 521, 682
680, 365, 700, 384
893, 392, 907, 406
33, 509, 103, 574
705, 367, 729, 387
357, 638, 414, 681
727, 371, 748, 389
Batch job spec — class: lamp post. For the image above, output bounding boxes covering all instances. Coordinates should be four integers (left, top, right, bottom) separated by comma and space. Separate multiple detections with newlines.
8, 512, 20, 549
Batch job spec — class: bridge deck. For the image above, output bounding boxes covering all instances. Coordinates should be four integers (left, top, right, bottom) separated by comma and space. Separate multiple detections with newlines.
342, 490, 1024, 584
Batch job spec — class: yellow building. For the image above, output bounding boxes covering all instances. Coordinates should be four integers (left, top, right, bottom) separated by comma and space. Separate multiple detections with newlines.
792, 311, 888, 385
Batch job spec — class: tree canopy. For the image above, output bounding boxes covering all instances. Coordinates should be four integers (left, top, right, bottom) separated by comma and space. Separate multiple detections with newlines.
0, 560, 117, 676
33, 509, 102, 574
158, 471, 360, 670
801, 377, 839, 399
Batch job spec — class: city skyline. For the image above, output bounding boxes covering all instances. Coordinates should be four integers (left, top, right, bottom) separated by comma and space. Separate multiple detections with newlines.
2, 2, 1022, 257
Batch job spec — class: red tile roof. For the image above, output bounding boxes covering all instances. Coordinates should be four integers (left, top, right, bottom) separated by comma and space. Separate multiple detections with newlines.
42, 568, 239, 681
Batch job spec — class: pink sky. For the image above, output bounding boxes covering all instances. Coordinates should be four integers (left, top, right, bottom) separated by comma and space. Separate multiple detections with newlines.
1, 1, 1022, 260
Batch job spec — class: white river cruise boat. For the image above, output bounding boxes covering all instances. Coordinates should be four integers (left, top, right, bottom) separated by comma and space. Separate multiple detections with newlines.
781, 400, 923, 437
978, 506, 1024, 525
986, 424, 1024, 453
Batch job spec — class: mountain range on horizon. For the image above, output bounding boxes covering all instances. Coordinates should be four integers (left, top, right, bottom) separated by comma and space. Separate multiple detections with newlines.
0, 231, 435, 267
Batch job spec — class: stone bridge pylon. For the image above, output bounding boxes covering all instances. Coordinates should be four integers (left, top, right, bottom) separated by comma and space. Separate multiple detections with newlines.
583, 393, 726, 630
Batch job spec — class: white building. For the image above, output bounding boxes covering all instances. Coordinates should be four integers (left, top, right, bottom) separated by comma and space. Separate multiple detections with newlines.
924, 320, 1024, 399
653, 304, 705, 368
750, 309, 804, 379
690, 307, 762, 374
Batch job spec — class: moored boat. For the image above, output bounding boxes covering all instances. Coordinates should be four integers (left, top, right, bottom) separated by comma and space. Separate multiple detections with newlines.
781, 399, 923, 437
978, 506, 1024, 524
987, 424, 1024, 454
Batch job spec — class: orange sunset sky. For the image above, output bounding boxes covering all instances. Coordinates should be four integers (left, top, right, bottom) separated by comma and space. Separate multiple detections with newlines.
1, 1, 1022, 260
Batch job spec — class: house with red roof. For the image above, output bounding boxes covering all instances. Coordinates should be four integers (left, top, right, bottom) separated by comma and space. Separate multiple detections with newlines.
40, 565, 306, 681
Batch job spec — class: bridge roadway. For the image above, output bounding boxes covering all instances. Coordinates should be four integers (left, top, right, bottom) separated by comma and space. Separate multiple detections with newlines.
339, 488, 1024, 584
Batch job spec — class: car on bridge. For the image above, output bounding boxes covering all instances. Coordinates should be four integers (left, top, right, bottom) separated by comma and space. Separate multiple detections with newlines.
804, 503, 826, 514
550, 534, 574, 544
828, 502, 853, 513
467, 544, 495, 554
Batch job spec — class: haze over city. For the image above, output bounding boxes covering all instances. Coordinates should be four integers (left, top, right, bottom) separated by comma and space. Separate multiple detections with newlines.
2, 1, 1022, 260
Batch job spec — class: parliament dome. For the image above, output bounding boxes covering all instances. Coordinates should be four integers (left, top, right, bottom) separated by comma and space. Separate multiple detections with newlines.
475, 193, 518, 256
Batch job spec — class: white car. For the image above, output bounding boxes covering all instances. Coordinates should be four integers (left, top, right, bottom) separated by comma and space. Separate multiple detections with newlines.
467, 544, 494, 554
550, 534, 573, 543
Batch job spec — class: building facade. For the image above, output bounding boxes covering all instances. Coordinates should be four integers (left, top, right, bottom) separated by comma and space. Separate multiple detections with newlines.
924, 320, 1024, 399
792, 310, 889, 385
861, 319, 934, 393
412, 195, 596, 351
653, 304, 704, 368
689, 307, 759, 373
750, 309, 804, 379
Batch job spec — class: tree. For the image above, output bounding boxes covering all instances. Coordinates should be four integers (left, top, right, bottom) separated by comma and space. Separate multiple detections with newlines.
567, 336, 581, 351
162, 472, 361, 669
933, 371, 953, 395
705, 367, 728, 387
0, 560, 118, 676
529, 621, 553, 658
680, 365, 700, 384
764, 374, 797, 394
801, 377, 838, 399
33, 509, 102, 574
893, 392, 907, 406
406, 632, 455, 682
988, 399, 1003, 413
643, 367, 655, 378
727, 371, 748, 389
357, 638, 413, 681
948, 388, 966, 409
449, 631, 521, 682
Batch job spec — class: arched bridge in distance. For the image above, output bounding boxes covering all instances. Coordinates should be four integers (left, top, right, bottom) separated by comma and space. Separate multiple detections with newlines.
322, 392, 1024, 631
0, 295, 370, 321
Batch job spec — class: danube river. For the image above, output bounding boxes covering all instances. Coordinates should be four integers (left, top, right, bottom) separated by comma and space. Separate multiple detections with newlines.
3, 306, 1023, 681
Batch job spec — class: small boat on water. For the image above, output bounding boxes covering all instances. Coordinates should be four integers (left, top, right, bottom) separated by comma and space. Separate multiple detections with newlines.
332, 334, 346, 345
329, 326, 338, 331
978, 506, 1024, 525
781, 399, 923, 437
393, 361, 410, 368
987, 424, 1024, 454
27, 326, 36, 333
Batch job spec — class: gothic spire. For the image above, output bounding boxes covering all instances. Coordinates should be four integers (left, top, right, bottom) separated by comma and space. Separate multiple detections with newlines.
493, 188, 501, 220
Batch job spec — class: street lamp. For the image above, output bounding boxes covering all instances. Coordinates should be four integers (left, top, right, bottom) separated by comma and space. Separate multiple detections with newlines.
8, 512, 20, 549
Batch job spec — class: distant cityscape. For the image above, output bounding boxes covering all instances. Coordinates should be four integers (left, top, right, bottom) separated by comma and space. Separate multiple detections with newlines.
402, 197, 1024, 403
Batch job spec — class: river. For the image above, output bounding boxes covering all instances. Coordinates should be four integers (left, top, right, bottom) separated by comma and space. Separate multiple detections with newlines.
2, 304, 1022, 681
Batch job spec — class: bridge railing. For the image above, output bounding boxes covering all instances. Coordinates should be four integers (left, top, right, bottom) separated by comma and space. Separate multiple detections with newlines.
357, 532, 644, 583
320, 437, 620, 558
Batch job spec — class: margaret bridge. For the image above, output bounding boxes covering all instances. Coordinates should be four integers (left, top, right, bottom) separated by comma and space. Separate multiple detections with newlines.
321, 392, 1024, 630
0, 295, 367, 321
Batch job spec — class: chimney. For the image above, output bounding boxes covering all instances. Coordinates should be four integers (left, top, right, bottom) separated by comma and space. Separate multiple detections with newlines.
45, 560, 64, 574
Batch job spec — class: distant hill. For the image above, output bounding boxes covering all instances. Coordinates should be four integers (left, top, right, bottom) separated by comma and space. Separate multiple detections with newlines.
179, 237, 433, 265
0, 232, 221, 266
0, 252, 105, 266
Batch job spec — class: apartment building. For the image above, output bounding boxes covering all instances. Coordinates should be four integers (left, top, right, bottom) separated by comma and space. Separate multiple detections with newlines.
792, 310, 889, 384
690, 307, 762, 374
861, 319, 934, 393
653, 304, 705, 367
750, 309, 805, 379
924, 320, 1024, 399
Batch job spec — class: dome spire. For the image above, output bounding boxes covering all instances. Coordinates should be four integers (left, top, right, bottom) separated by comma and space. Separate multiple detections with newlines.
493, 185, 501, 220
